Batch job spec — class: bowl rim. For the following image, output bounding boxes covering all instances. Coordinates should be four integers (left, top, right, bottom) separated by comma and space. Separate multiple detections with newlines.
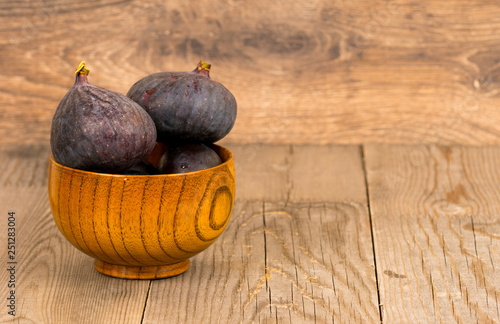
49, 143, 234, 178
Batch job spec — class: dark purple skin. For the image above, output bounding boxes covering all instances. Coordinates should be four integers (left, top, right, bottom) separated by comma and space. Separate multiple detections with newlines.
121, 160, 157, 175
51, 73, 157, 173
157, 143, 222, 174
126, 63, 237, 143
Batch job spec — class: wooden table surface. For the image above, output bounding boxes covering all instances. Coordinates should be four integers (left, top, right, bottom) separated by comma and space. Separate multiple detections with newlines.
1, 143, 499, 323
4, 0, 500, 147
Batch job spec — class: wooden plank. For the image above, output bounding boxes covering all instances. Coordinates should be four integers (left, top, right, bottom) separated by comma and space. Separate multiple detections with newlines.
224, 144, 292, 202
0, 144, 50, 187
142, 145, 379, 323
225, 144, 368, 203
0, 145, 150, 323
364, 145, 500, 323
3, 1, 500, 145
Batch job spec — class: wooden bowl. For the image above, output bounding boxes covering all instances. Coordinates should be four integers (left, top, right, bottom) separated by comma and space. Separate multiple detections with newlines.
48, 144, 235, 279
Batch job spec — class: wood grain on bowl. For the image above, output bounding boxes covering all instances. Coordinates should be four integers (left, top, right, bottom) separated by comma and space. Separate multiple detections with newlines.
47, 145, 235, 279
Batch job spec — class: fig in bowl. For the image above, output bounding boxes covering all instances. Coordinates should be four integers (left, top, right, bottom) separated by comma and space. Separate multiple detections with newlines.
50, 62, 157, 173
127, 61, 237, 143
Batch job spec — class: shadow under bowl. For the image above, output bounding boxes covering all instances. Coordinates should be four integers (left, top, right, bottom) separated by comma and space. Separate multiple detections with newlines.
48, 144, 235, 279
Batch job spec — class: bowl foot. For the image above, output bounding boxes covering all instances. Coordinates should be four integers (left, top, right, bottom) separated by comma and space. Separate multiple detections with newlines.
94, 260, 190, 279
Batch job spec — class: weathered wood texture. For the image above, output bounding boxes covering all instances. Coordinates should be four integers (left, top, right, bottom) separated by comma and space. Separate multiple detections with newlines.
365, 145, 500, 323
0, 144, 379, 323
2, 1, 500, 145
0, 145, 150, 323
3, 143, 500, 323
141, 144, 378, 323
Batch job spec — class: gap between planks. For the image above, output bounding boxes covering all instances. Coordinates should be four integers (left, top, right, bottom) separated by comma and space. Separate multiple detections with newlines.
360, 145, 384, 324
364, 144, 500, 323
4, 143, 498, 323
141, 144, 379, 323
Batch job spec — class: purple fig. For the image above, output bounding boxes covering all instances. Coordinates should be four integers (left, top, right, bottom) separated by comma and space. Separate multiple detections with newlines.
51, 62, 157, 173
158, 143, 222, 174
127, 61, 237, 143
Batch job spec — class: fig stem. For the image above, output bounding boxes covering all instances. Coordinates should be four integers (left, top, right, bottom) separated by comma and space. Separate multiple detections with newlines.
198, 61, 211, 71
75, 61, 90, 76
193, 61, 211, 78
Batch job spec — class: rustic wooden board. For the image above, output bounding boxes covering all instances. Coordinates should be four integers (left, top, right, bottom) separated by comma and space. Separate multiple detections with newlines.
2, 1, 500, 145
364, 145, 500, 323
0, 145, 150, 323
142, 145, 379, 323
5, 143, 500, 322
227, 144, 368, 203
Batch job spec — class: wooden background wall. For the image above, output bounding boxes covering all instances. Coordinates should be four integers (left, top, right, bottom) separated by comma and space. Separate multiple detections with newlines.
2, 0, 500, 145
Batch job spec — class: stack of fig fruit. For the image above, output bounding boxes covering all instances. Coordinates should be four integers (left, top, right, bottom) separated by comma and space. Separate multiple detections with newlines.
50, 61, 237, 175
